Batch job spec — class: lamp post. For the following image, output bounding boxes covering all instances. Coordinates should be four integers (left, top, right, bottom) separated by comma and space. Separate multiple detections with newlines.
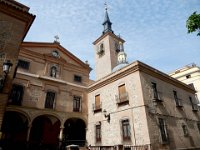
0, 60, 13, 92
103, 109, 110, 123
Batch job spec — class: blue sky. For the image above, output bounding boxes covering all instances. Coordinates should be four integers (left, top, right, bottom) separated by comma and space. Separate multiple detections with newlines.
18, 0, 200, 80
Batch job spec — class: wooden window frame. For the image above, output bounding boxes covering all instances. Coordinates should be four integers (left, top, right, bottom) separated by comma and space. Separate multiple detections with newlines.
45, 91, 56, 109
95, 124, 101, 142
93, 94, 102, 112
121, 119, 131, 141
74, 75, 82, 83
189, 96, 198, 111
173, 90, 182, 107
182, 124, 189, 136
73, 96, 81, 112
18, 59, 30, 70
158, 118, 168, 144
9, 84, 24, 106
116, 84, 129, 105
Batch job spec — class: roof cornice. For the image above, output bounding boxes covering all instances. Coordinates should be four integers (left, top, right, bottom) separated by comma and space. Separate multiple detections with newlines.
93, 32, 125, 45
0, 0, 35, 40
88, 61, 196, 94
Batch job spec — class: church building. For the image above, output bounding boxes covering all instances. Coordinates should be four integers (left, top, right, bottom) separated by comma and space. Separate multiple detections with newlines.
87, 6, 200, 150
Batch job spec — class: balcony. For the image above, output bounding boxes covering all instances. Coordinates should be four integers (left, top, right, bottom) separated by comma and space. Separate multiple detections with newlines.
152, 91, 163, 102
175, 98, 183, 107
92, 102, 102, 113
192, 103, 199, 111
115, 92, 129, 105
73, 107, 81, 112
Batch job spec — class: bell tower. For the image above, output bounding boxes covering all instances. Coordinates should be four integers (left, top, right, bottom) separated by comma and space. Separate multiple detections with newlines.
93, 3, 125, 80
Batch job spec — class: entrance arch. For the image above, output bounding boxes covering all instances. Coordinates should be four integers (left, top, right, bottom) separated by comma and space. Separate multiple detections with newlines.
63, 118, 86, 147
29, 115, 61, 150
1, 111, 29, 150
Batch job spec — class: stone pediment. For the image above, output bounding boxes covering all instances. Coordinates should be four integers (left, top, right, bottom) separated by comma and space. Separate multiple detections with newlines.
20, 42, 90, 70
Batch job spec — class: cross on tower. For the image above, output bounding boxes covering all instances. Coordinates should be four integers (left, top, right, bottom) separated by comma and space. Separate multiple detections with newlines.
54, 35, 59, 43
104, 2, 108, 11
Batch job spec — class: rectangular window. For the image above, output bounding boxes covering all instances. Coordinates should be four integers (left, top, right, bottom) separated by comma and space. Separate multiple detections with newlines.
189, 96, 198, 111
159, 118, 168, 143
73, 96, 81, 112
45, 91, 55, 109
95, 95, 101, 109
197, 122, 200, 134
18, 59, 30, 70
93, 95, 102, 112
173, 90, 182, 107
122, 119, 131, 140
74, 75, 82, 83
151, 82, 159, 100
95, 124, 101, 142
9, 84, 24, 106
118, 84, 128, 102
182, 124, 188, 136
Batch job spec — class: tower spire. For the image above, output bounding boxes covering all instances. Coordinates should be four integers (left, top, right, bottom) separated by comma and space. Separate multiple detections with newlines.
102, 2, 113, 34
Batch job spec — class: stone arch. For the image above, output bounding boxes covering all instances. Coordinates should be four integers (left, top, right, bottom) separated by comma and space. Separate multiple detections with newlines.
29, 114, 61, 150
62, 117, 86, 148
5, 107, 31, 123
1, 111, 29, 150
31, 112, 62, 124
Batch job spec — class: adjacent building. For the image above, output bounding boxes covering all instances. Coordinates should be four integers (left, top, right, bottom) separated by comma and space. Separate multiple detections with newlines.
1, 2, 200, 150
169, 63, 200, 105
87, 7, 200, 150
0, 0, 35, 135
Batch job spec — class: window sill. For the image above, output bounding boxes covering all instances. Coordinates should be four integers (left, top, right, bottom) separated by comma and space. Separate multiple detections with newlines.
176, 105, 183, 108
192, 109, 198, 112
93, 108, 102, 113
122, 137, 131, 141
153, 98, 163, 102
117, 99, 129, 106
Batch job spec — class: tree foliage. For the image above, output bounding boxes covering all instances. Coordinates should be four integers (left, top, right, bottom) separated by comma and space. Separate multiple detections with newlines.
186, 12, 200, 36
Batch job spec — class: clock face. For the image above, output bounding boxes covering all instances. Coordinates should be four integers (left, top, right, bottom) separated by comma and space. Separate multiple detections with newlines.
52, 50, 59, 57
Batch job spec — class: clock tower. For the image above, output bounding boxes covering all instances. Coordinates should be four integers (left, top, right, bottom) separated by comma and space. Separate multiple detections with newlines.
93, 4, 125, 80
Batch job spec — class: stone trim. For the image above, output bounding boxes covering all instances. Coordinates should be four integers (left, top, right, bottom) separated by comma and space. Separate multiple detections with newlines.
93, 32, 125, 45
17, 70, 87, 89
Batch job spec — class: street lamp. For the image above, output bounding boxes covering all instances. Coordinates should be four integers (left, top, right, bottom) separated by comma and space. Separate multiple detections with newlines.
103, 109, 110, 123
0, 60, 13, 92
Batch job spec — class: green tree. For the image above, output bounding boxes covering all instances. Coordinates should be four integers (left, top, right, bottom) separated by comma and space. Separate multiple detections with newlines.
186, 12, 200, 36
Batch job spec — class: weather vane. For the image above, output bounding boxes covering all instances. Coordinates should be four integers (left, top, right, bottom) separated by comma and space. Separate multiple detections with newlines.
54, 35, 59, 43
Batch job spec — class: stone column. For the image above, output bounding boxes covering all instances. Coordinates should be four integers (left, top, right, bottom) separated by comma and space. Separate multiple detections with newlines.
59, 126, 64, 140
59, 126, 64, 150
26, 123, 32, 149
26, 123, 32, 142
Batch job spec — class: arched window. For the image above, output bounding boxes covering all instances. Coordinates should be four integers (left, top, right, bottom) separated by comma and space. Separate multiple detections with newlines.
97, 43, 105, 56
50, 66, 57, 78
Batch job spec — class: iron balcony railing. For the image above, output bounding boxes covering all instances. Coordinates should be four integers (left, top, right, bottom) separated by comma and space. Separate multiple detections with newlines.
92, 102, 102, 112
115, 92, 129, 104
152, 91, 163, 102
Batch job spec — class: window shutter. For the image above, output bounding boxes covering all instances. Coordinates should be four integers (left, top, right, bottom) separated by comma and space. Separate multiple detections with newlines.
95, 95, 100, 108
118, 84, 126, 96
